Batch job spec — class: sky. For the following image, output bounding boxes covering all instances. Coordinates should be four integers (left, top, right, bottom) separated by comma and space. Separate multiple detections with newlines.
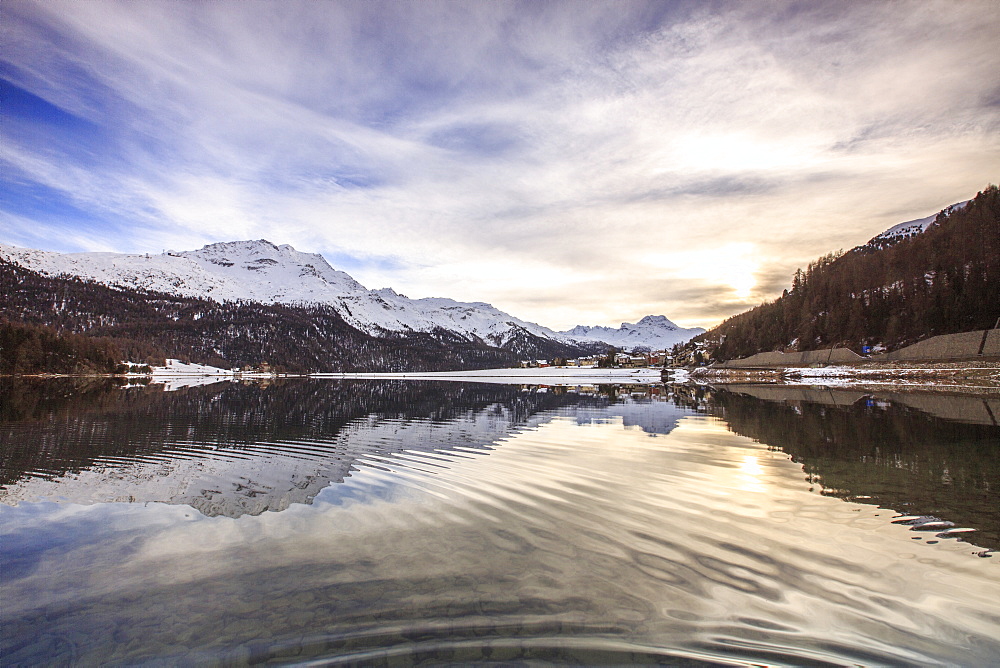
1, 0, 998, 330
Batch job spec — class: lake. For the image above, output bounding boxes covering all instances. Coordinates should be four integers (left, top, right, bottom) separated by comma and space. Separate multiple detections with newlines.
1, 377, 998, 665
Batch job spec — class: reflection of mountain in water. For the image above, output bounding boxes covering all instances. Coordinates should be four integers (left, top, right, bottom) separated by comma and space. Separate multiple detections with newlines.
698, 384, 1000, 551
0, 379, 687, 518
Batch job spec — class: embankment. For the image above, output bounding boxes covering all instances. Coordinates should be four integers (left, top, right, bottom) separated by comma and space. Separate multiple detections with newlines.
713, 328, 1000, 369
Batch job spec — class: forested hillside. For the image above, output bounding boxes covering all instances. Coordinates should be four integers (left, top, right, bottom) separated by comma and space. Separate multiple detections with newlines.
0, 321, 132, 375
0, 260, 589, 373
680, 185, 1000, 363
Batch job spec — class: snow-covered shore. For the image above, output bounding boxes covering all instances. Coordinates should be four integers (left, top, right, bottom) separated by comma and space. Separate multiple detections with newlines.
150, 359, 234, 377
146, 361, 669, 387
147, 359, 283, 389
312, 366, 668, 383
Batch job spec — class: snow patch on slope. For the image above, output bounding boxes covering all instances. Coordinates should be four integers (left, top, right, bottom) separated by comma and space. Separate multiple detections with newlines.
868, 201, 969, 246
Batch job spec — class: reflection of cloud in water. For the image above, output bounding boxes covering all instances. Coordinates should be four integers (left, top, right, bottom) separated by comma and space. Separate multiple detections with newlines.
567, 399, 689, 436
3, 416, 998, 666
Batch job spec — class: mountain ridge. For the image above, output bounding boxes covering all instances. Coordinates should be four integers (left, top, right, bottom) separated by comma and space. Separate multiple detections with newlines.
0, 239, 700, 352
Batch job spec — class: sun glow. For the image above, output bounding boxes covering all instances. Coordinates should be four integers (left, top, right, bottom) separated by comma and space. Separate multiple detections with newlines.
667, 133, 819, 173
647, 242, 760, 300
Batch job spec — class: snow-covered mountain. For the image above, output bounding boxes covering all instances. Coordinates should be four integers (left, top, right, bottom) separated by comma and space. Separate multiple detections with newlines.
866, 201, 969, 248
0, 240, 699, 351
559, 315, 705, 350
0, 240, 558, 346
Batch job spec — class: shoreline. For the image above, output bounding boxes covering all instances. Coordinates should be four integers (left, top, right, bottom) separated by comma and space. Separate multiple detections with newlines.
311, 367, 664, 381
683, 360, 1000, 390
6, 360, 1000, 392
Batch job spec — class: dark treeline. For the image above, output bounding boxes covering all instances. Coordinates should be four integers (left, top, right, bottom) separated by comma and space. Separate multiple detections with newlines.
682, 185, 1000, 362
0, 259, 588, 373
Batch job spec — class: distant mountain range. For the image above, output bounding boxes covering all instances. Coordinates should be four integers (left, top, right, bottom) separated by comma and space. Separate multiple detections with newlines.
0, 239, 702, 372
559, 315, 703, 350
675, 185, 999, 364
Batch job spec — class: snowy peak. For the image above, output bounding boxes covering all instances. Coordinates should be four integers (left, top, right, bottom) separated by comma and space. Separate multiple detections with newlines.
174, 240, 368, 295
559, 316, 704, 350
178, 239, 322, 269
562, 325, 594, 338
631, 315, 680, 330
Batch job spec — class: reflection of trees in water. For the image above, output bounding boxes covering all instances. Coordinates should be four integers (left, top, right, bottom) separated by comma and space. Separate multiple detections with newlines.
702, 387, 1000, 551
0, 378, 617, 492
663, 384, 718, 415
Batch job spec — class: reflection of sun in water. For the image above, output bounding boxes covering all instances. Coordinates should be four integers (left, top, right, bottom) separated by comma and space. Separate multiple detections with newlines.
740, 455, 764, 477
738, 454, 767, 493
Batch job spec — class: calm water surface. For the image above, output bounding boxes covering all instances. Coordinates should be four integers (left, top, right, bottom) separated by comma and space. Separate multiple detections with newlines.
1, 378, 998, 665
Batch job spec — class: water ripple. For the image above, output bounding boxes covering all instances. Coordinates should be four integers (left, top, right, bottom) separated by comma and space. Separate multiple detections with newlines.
2, 380, 999, 665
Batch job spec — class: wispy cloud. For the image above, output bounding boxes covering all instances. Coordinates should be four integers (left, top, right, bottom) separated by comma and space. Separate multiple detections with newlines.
1, 0, 997, 328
